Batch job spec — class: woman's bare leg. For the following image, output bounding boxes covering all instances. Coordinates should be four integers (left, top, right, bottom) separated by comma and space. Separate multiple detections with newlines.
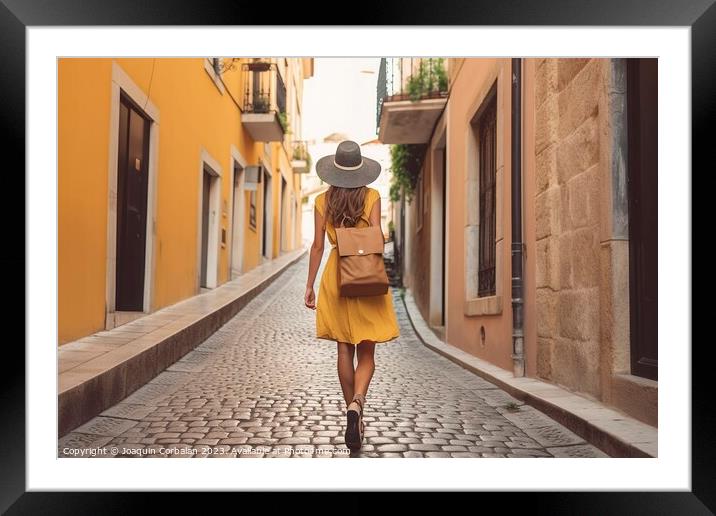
354, 340, 376, 397
337, 342, 356, 407
343, 341, 375, 450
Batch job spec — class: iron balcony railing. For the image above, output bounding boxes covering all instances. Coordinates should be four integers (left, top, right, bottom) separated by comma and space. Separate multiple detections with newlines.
242, 61, 287, 116
376, 57, 449, 132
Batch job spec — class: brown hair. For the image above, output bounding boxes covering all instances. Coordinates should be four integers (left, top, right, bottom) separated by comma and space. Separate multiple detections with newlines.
324, 185, 367, 228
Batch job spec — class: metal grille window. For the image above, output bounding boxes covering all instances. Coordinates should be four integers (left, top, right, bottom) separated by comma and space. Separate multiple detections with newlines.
478, 96, 497, 297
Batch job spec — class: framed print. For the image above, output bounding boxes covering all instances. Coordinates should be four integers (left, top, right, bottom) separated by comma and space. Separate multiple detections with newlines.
3, 0, 710, 511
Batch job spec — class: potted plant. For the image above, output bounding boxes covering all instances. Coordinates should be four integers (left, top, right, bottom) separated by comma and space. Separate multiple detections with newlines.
406, 58, 448, 101
253, 95, 270, 113
291, 142, 311, 173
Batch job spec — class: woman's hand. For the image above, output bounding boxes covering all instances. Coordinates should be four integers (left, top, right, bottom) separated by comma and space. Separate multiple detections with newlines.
304, 286, 316, 310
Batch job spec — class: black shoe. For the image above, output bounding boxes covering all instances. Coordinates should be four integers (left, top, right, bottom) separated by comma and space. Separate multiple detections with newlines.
344, 394, 365, 451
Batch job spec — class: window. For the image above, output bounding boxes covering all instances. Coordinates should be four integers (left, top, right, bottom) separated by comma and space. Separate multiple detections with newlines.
477, 92, 497, 297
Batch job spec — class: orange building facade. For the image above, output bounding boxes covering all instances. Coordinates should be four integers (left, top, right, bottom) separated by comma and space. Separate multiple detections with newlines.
380, 58, 657, 426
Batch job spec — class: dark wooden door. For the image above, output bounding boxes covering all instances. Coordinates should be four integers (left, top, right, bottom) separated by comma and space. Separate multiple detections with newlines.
627, 58, 658, 381
200, 168, 211, 288
262, 169, 271, 259
116, 94, 150, 311
231, 164, 243, 274
280, 176, 287, 251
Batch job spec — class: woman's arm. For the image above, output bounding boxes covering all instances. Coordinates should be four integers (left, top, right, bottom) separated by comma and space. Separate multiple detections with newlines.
369, 193, 381, 228
304, 204, 325, 309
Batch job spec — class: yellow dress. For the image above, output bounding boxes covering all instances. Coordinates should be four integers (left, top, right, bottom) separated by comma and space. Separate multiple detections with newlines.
314, 187, 400, 345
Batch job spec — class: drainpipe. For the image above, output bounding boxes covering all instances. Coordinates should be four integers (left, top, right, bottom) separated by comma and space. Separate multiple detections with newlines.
511, 58, 525, 377
398, 191, 405, 287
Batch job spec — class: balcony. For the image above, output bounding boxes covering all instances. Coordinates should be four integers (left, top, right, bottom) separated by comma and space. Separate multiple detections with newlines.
376, 58, 449, 144
291, 140, 312, 174
241, 61, 288, 142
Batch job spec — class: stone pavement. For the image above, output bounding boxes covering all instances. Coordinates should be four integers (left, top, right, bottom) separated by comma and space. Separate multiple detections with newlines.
58, 252, 608, 459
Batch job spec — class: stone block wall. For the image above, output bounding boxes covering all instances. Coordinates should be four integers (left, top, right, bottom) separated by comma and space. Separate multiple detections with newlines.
534, 58, 607, 399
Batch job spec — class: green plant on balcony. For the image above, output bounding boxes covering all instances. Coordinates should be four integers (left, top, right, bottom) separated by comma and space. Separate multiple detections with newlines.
253, 95, 270, 113
436, 58, 448, 92
292, 142, 307, 161
292, 143, 312, 172
278, 112, 291, 134
406, 58, 448, 102
389, 144, 424, 203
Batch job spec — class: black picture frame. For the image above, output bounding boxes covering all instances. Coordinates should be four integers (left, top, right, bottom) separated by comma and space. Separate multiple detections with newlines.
3, 0, 707, 512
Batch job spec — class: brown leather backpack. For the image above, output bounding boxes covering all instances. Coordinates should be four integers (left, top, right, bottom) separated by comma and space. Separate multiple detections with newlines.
334, 214, 389, 297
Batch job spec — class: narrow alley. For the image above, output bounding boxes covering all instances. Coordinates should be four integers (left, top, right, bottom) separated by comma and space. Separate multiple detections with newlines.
59, 253, 606, 459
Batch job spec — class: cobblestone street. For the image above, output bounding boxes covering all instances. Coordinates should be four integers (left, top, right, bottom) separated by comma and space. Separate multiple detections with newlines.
59, 253, 607, 459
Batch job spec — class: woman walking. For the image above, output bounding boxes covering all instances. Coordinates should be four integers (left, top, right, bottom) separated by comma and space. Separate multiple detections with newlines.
304, 140, 400, 452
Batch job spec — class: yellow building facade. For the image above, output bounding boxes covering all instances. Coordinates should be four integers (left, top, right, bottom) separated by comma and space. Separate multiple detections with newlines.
58, 57, 313, 345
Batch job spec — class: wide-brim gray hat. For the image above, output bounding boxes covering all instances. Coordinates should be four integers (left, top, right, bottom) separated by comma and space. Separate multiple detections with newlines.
315, 140, 381, 188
